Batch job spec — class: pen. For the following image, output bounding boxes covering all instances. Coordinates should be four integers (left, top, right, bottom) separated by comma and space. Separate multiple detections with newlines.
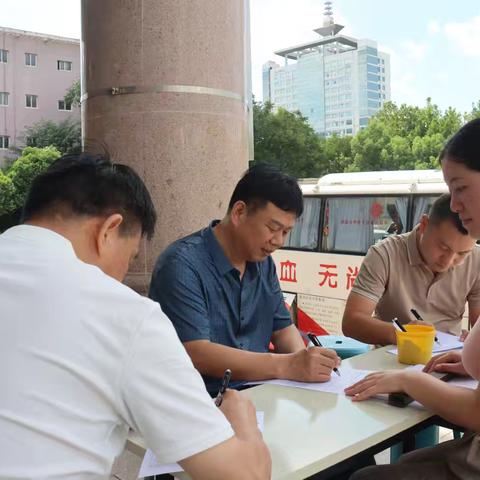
410, 308, 439, 344
392, 317, 407, 332
307, 333, 341, 377
215, 369, 232, 407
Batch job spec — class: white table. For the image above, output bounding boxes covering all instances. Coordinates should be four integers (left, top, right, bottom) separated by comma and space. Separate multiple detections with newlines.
128, 347, 444, 480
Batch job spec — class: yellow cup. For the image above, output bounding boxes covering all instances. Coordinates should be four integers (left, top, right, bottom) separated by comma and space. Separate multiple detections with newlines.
396, 324, 435, 365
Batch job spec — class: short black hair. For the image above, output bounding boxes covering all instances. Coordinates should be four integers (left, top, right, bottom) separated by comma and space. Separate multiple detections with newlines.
428, 193, 467, 235
228, 164, 303, 217
22, 153, 157, 239
439, 118, 480, 172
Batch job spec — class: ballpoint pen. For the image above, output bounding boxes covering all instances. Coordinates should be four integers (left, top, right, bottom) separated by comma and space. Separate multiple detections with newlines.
215, 369, 232, 407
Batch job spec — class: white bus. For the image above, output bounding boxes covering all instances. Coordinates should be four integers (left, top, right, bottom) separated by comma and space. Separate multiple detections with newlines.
273, 170, 448, 335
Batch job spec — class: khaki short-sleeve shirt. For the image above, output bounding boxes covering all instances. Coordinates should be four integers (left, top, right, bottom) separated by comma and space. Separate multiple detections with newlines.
351, 226, 480, 335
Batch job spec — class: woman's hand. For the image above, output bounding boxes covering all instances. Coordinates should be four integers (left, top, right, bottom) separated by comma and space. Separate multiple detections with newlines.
423, 351, 468, 376
344, 370, 409, 401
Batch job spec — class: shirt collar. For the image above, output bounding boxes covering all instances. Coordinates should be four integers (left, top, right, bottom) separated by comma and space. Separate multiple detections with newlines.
2, 224, 77, 259
406, 225, 424, 266
203, 221, 260, 279
204, 220, 236, 276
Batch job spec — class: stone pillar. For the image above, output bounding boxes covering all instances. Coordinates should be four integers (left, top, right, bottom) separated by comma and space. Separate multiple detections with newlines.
81, 0, 251, 294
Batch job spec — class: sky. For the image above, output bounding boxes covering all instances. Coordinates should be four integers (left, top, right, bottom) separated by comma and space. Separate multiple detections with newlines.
251, 0, 480, 112
1, 0, 479, 113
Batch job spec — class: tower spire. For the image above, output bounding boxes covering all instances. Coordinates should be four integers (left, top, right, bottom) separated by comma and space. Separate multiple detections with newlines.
323, 1, 334, 27
314, 1, 344, 37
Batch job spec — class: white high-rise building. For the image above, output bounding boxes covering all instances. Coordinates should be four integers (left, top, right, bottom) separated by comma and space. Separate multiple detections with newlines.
263, 2, 391, 136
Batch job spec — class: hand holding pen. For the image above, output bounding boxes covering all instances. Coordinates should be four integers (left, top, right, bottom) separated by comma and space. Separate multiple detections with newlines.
307, 333, 341, 376
215, 369, 232, 407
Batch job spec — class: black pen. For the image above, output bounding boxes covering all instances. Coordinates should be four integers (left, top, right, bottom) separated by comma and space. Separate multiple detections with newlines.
410, 308, 439, 344
307, 333, 341, 377
215, 369, 232, 407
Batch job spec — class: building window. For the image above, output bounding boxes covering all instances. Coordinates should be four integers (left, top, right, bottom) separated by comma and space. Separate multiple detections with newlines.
58, 100, 72, 111
26, 94, 38, 108
0, 92, 9, 106
0, 49, 7, 63
25, 52, 37, 67
0, 136, 9, 149
57, 60, 72, 71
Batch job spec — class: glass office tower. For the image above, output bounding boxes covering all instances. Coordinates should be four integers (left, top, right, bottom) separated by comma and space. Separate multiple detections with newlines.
263, 5, 390, 136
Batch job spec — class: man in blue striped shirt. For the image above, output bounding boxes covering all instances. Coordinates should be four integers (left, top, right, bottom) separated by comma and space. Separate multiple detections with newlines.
150, 165, 340, 394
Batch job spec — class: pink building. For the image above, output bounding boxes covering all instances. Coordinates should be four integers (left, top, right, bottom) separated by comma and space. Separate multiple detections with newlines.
0, 27, 80, 167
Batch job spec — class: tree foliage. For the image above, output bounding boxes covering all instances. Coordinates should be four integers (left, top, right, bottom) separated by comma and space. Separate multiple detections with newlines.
64, 80, 81, 107
25, 118, 81, 155
253, 101, 329, 177
253, 97, 480, 177
347, 99, 463, 172
0, 171, 15, 216
465, 100, 480, 122
6, 146, 61, 211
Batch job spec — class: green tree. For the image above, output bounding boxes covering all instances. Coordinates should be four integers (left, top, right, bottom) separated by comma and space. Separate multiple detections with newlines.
349, 99, 462, 172
465, 100, 480, 122
25, 118, 81, 155
253, 100, 326, 178
321, 134, 352, 174
7, 146, 61, 210
0, 171, 15, 215
253, 97, 475, 177
64, 80, 81, 107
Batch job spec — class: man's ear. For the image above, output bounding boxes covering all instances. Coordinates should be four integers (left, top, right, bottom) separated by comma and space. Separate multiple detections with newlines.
419, 214, 429, 235
230, 201, 248, 227
95, 214, 124, 255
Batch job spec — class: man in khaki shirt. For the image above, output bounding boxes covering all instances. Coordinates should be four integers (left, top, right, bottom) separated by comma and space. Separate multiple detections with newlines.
343, 193, 480, 345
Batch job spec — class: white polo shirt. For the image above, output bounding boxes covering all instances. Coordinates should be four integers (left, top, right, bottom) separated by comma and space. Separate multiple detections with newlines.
0, 225, 234, 479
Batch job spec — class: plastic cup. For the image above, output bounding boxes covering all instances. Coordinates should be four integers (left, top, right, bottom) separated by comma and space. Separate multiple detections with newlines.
396, 324, 435, 365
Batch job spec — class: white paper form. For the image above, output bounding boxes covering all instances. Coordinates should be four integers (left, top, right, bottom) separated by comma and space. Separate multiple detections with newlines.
387, 330, 464, 357
247, 367, 373, 395
138, 412, 265, 478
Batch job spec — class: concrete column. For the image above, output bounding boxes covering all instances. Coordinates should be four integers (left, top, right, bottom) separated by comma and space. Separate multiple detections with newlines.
82, 0, 251, 294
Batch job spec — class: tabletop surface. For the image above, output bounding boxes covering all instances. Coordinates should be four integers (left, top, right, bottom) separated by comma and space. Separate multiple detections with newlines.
128, 346, 437, 480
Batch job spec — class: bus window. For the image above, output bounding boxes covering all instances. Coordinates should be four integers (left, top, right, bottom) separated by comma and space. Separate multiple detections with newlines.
284, 197, 322, 249
412, 196, 439, 226
321, 196, 408, 254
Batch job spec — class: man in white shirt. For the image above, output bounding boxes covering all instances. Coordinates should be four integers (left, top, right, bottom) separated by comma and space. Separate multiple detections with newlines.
0, 153, 270, 480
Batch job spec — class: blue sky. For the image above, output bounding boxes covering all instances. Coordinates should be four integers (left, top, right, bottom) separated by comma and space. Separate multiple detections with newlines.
251, 0, 480, 113
2, 0, 479, 113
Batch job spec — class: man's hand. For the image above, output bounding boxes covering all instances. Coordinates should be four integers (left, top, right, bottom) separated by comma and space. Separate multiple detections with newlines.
460, 329, 469, 342
218, 389, 262, 442
344, 370, 408, 401
283, 347, 340, 382
423, 351, 468, 376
